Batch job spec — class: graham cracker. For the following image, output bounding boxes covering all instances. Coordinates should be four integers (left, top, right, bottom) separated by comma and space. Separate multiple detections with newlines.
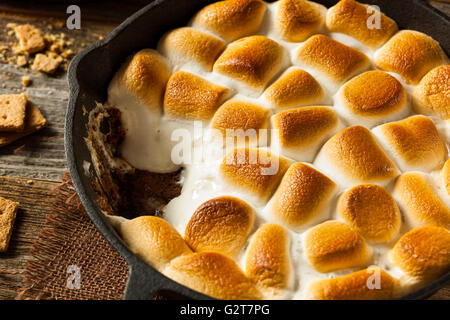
0, 93, 27, 132
32, 52, 63, 74
0, 196, 19, 252
0, 97, 47, 147
13, 24, 46, 54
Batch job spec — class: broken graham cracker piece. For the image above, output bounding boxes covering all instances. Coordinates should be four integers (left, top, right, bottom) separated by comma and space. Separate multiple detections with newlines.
16, 55, 27, 67
12, 24, 46, 54
0, 93, 27, 132
32, 52, 63, 74
0, 196, 19, 252
0, 98, 47, 147
21, 76, 31, 87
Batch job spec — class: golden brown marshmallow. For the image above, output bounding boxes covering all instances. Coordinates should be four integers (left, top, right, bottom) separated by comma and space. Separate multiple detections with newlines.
210, 101, 270, 146
165, 252, 261, 299
220, 148, 291, 203
314, 125, 400, 188
271, 106, 340, 162
338, 184, 401, 243
413, 65, 450, 120
245, 224, 291, 297
269, 163, 337, 230
275, 0, 327, 42
158, 27, 226, 71
164, 71, 230, 120
213, 36, 285, 91
375, 30, 449, 84
336, 70, 408, 128
304, 220, 372, 272
391, 226, 450, 280
191, 0, 266, 42
392, 172, 450, 229
264, 68, 324, 110
294, 34, 370, 85
442, 159, 450, 196
185, 196, 254, 258
372, 115, 447, 172
326, 0, 398, 49
107, 49, 170, 112
308, 266, 398, 300
118, 216, 191, 272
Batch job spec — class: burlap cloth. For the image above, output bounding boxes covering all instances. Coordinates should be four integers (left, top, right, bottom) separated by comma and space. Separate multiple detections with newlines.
18, 172, 129, 300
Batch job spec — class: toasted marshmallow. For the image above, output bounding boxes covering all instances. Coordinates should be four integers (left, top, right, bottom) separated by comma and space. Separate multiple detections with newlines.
163, 71, 230, 120
191, 0, 266, 42
245, 224, 292, 298
304, 220, 372, 272
158, 27, 226, 71
268, 163, 337, 230
375, 30, 449, 84
338, 184, 401, 243
441, 159, 450, 196
118, 216, 191, 272
293, 34, 370, 90
107, 49, 170, 112
271, 106, 341, 162
314, 126, 399, 188
210, 100, 270, 147
308, 266, 398, 300
213, 36, 286, 93
391, 226, 450, 281
413, 65, 450, 120
220, 148, 292, 204
372, 115, 447, 172
392, 172, 450, 229
326, 0, 398, 50
275, 0, 326, 42
264, 67, 325, 110
335, 71, 408, 128
185, 196, 254, 258
165, 252, 261, 299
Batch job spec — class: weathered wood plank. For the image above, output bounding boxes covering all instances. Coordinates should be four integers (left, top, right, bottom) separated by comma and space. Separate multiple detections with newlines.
0, 1, 150, 24
430, 1, 450, 13
0, 176, 59, 300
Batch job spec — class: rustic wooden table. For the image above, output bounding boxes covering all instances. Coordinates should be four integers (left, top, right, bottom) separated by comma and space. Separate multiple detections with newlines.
0, 1, 449, 300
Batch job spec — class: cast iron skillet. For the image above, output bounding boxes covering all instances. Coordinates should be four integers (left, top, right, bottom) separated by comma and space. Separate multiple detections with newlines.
65, 0, 450, 300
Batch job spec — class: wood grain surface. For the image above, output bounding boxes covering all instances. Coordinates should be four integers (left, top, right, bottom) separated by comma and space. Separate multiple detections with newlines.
0, 8, 116, 299
0, 1, 449, 300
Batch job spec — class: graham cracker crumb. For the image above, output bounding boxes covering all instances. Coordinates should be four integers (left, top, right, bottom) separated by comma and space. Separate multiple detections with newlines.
12, 24, 46, 54
2, 22, 78, 76
16, 55, 27, 67
61, 49, 74, 58
32, 52, 63, 74
54, 21, 64, 29
22, 76, 31, 87
0, 196, 19, 252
